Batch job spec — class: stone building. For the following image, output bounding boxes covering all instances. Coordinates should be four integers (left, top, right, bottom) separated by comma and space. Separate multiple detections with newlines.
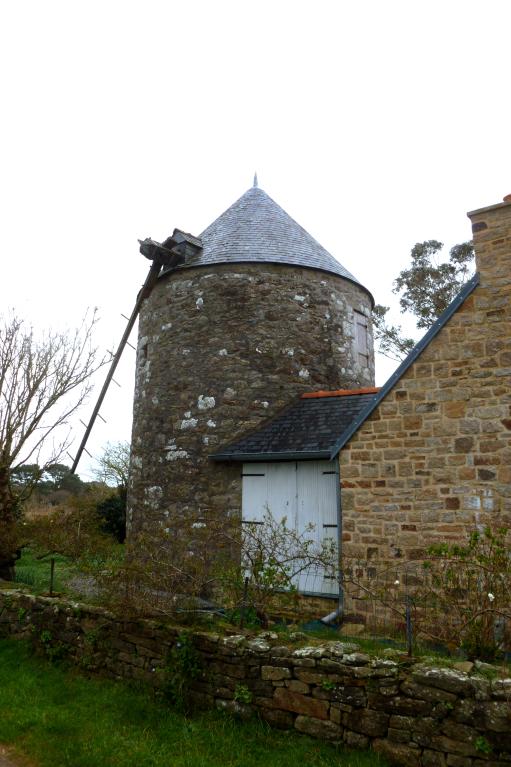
337, 195, 511, 604
128, 180, 375, 568
129, 185, 510, 613
212, 191, 511, 614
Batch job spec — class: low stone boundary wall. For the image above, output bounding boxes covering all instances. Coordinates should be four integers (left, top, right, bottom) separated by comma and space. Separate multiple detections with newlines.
1, 589, 510, 766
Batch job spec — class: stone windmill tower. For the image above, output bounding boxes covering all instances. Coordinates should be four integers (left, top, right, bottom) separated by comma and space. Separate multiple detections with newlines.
127, 180, 374, 538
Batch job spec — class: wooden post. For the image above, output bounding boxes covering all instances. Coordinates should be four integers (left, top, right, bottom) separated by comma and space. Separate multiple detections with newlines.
50, 557, 55, 596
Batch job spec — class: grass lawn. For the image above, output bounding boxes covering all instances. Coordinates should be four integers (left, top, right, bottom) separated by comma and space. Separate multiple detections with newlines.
0, 640, 389, 767
13, 548, 79, 596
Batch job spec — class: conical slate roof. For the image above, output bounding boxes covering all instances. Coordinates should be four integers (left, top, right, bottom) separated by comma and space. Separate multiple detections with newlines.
175, 185, 369, 292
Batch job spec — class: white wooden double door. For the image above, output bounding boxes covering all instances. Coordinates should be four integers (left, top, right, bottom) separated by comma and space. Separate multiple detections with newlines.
241, 460, 339, 596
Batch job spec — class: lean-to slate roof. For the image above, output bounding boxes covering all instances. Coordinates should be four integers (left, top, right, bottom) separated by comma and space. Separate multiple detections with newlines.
211, 389, 379, 462
169, 185, 371, 298
326, 273, 481, 458
211, 272, 480, 464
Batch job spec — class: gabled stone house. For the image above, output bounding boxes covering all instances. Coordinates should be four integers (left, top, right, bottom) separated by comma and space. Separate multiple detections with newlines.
337, 198, 510, 567
128, 186, 510, 615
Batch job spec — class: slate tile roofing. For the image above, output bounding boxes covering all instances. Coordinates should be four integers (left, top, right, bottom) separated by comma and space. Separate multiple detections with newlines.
168, 183, 371, 299
210, 270, 481, 465
211, 388, 380, 462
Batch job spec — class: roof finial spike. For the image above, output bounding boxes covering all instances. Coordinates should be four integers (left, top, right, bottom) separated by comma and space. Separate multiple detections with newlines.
253, 171, 258, 188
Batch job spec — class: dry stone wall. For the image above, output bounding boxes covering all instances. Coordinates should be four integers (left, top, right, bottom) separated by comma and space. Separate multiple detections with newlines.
1, 589, 510, 767
128, 263, 374, 537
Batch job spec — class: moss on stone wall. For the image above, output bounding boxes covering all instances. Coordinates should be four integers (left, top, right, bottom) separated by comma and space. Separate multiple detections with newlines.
1, 589, 510, 766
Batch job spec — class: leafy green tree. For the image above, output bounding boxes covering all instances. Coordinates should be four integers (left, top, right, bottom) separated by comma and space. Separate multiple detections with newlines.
43, 463, 84, 495
93, 442, 130, 543
93, 441, 129, 490
96, 493, 126, 543
10, 462, 83, 497
10, 464, 43, 491
373, 240, 475, 361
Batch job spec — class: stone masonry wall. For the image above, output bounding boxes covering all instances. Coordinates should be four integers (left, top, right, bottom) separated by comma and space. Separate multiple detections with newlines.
128, 263, 374, 538
1, 589, 510, 767
339, 199, 511, 605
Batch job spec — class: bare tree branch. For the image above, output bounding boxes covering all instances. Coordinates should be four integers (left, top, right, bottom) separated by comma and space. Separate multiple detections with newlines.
0, 310, 103, 578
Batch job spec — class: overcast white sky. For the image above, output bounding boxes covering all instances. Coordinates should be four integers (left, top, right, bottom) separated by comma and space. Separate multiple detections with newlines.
1, 0, 509, 480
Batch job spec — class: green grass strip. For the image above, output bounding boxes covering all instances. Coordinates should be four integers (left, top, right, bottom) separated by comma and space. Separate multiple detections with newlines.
0, 640, 388, 767
13, 549, 78, 596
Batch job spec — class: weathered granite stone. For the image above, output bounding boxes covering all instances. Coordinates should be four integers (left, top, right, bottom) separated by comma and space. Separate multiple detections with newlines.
452, 699, 483, 726
292, 645, 329, 659
422, 749, 447, 767
483, 701, 511, 734
401, 679, 458, 704
445, 755, 472, 767
491, 679, 511, 700
412, 667, 477, 696
273, 688, 329, 719
441, 720, 480, 744
291, 657, 316, 668
474, 660, 496, 674
371, 658, 398, 669
259, 708, 294, 729
343, 730, 369, 749
128, 262, 374, 542
342, 652, 371, 665
377, 684, 400, 697
327, 641, 360, 656
269, 646, 291, 659
430, 735, 480, 758
288, 632, 307, 642
244, 680, 273, 696
294, 670, 328, 685
333, 685, 367, 707
372, 739, 422, 767
453, 662, 474, 674
343, 709, 389, 737
410, 716, 437, 748
295, 715, 342, 740
285, 680, 309, 694
389, 715, 414, 730
472, 677, 491, 702
246, 639, 270, 653
368, 692, 433, 717
330, 705, 342, 724
209, 661, 247, 679
338, 664, 373, 679
261, 666, 291, 681
369, 667, 399, 679
317, 658, 353, 674
221, 635, 245, 648
387, 728, 410, 744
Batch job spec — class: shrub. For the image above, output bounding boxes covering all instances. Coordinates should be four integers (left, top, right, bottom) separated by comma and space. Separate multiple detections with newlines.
343, 526, 511, 661
96, 489, 126, 543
